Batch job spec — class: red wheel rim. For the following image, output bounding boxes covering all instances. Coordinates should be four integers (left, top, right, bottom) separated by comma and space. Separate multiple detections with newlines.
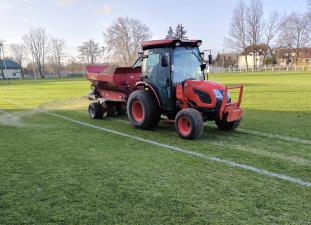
132, 100, 144, 122
178, 116, 192, 136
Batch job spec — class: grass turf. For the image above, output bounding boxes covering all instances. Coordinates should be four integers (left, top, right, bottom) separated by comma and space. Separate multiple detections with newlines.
0, 71, 311, 224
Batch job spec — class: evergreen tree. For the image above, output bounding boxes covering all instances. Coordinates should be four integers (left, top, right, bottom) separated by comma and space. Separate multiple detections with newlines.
165, 26, 174, 39
174, 24, 188, 40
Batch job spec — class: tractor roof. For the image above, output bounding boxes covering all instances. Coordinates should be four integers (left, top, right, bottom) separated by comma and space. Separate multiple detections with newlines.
142, 39, 202, 50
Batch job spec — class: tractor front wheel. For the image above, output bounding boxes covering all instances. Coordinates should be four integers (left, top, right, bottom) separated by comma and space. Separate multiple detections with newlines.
127, 90, 161, 130
215, 118, 241, 131
88, 102, 103, 119
175, 108, 204, 140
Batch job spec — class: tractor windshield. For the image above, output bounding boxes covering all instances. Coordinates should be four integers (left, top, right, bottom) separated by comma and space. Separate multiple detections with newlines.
172, 47, 204, 83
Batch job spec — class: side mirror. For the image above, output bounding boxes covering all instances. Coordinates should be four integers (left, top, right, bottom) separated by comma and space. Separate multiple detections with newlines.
200, 64, 207, 71
161, 54, 169, 67
138, 52, 148, 61
208, 55, 213, 65
203, 50, 213, 65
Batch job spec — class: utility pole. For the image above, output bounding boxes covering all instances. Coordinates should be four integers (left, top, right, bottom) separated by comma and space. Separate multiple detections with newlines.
222, 50, 225, 71
0, 40, 6, 80
0, 41, 4, 80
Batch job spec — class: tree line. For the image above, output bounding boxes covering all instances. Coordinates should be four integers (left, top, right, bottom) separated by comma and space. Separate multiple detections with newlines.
5, 17, 151, 79
225, 0, 311, 69
5, 0, 311, 78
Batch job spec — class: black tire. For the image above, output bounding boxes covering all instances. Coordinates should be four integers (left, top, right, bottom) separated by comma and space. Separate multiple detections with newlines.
215, 118, 241, 131
116, 103, 127, 116
88, 102, 103, 119
105, 102, 117, 117
175, 108, 204, 140
127, 90, 161, 130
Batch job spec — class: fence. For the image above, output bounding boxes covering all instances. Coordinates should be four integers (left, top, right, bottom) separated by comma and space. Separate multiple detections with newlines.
210, 65, 311, 73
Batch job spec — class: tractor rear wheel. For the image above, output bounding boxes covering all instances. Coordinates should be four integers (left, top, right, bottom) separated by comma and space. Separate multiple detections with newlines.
175, 108, 204, 140
215, 118, 241, 131
127, 90, 161, 130
88, 102, 103, 119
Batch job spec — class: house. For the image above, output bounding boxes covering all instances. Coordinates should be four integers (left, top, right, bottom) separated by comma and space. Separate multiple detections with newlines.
238, 54, 265, 69
0, 59, 22, 79
238, 44, 270, 69
273, 48, 311, 66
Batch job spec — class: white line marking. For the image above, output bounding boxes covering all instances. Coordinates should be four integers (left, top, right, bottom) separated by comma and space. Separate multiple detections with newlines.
204, 124, 311, 145
2, 99, 311, 188
238, 128, 311, 145
72, 113, 311, 165
210, 141, 311, 166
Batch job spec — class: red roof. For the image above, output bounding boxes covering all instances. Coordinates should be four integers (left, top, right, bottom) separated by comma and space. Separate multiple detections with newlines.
142, 39, 202, 49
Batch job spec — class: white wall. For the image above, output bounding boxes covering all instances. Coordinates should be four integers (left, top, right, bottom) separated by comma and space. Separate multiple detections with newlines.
238, 55, 264, 69
0, 69, 22, 79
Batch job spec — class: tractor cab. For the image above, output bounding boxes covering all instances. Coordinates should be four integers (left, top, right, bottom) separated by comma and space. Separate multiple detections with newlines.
138, 39, 209, 111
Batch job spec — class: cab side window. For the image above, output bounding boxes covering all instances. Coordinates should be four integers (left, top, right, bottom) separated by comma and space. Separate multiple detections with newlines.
142, 49, 160, 79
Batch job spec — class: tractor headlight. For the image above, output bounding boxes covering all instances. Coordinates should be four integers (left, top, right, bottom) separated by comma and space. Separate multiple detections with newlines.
213, 89, 223, 99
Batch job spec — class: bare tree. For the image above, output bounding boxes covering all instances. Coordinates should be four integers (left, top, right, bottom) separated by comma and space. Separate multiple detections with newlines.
262, 11, 280, 62
246, 0, 264, 69
104, 17, 151, 66
225, 0, 249, 70
78, 39, 101, 65
278, 13, 310, 65
307, 0, 311, 33
50, 38, 65, 78
9, 44, 25, 78
277, 16, 294, 65
291, 13, 310, 64
23, 27, 49, 78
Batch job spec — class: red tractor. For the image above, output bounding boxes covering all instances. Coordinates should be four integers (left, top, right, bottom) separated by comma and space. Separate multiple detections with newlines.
86, 39, 243, 139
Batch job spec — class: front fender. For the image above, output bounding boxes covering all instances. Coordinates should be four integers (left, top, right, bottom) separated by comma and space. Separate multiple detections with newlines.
135, 81, 162, 108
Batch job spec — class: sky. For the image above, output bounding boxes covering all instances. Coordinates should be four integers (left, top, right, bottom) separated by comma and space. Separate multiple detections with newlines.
0, 0, 309, 56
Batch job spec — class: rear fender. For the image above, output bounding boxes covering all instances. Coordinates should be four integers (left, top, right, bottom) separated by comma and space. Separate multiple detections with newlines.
136, 81, 162, 108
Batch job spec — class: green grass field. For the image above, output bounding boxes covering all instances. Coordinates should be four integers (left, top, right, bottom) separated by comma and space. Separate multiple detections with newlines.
0, 71, 311, 225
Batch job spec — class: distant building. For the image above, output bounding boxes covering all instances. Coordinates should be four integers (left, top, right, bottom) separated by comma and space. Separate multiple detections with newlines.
238, 54, 265, 69
273, 48, 311, 66
238, 44, 270, 69
0, 59, 22, 79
